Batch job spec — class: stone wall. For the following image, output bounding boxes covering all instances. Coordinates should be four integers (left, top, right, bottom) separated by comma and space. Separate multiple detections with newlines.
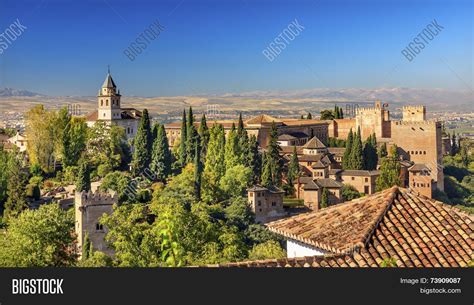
75, 191, 116, 257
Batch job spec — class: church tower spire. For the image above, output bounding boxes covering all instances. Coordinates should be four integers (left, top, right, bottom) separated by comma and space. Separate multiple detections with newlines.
98, 69, 121, 121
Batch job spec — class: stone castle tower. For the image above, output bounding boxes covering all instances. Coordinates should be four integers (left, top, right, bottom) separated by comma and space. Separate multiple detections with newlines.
355, 101, 391, 140
75, 190, 117, 257
97, 70, 122, 121
402, 105, 426, 122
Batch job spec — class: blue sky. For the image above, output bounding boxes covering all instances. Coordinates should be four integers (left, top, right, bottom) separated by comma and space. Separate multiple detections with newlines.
0, 0, 472, 96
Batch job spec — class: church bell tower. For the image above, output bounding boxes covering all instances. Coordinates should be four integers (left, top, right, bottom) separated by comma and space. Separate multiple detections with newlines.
98, 69, 122, 121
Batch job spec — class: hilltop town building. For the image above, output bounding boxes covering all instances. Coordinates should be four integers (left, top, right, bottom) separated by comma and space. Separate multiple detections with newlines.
165, 114, 329, 148
85, 72, 142, 140
75, 190, 116, 257
247, 185, 285, 223
7, 131, 27, 152
327, 101, 444, 197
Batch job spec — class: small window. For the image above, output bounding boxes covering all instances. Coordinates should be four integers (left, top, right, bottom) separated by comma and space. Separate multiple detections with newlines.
271, 202, 276, 206
259, 209, 262, 212
258, 201, 261, 206
365, 178, 368, 182
351, 177, 355, 180
96, 223, 104, 231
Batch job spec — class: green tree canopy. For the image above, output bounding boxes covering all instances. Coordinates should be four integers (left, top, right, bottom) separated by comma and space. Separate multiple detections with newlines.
151, 124, 172, 182
132, 109, 152, 176
0, 203, 76, 267
342, 129, 353, 169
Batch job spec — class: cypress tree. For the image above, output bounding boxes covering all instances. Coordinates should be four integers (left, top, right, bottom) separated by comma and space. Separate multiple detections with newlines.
451, 133, 457, 155
194, 137, 202, 201
287, 146, 299, 188
307, 112, 312, 119
82, 233, 91, 260
151, 124, 172, 182
76, 160, 91, 192
198, 114, 210, 157
351, 127, 364, 170
179, 109, 187, 167
204, 125, 225, 179
378, 142, 388, 158
363, 133, 378, 170
334, 105, 340, 119
342, 129, 353, 169
300, 114, 305, 119
320, 188, 329, 208
261, 153, 272, 188
267, 122, 282, 186
376, 145, 401, 191
151, 123, 159, 144
132, 109, 152, 176
4, 156, 27, 221
237, 113, 249, 162
202, 124, 226, 203
247, 135, 261, 184
186, 107, 197, 163
225, 123, 240, 170
339, 107, 344, 119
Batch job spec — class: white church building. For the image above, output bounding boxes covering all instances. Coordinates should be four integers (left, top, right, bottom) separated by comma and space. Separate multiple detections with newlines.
86, 71, 142, 140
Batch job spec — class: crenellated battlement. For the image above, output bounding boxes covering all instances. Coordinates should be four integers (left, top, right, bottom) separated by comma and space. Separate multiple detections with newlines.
402, 105, 426, 122
356, 106, 381, 114
393, 120, 439, 126
402, 105, 425, 111
75, 190, 117, 207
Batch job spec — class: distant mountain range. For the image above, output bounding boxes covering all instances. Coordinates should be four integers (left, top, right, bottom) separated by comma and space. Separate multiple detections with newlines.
0, 88, 45, 97
0, 87, 472, 112
220, 87, 474, 105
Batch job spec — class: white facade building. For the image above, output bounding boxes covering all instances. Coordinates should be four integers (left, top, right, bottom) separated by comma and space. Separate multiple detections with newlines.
85, 72, 142, 141
286, 239, 328, 258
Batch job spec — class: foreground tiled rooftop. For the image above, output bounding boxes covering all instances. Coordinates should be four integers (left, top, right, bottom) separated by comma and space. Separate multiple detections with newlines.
209, 186, 473, 267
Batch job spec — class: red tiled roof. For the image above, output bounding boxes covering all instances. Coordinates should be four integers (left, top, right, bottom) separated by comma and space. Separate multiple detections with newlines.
213, 187, 473, 267
86, 110, 98, 121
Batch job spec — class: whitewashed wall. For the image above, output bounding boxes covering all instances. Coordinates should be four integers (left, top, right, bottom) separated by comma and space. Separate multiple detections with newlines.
286, 238, 328, 258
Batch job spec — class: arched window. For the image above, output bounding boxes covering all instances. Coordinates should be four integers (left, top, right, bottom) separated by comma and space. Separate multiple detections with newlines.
101, 100, 103, 106
106, 100, 108, 106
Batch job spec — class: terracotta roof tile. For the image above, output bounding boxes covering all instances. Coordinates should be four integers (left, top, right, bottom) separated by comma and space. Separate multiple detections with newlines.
218, 187, 473, 268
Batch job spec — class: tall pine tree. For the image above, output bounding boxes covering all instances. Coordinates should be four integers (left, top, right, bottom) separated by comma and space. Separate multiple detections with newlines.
202, 124, 226, 203
237, 113, 249, 163
186, 107, 197, 163
151, 124, 172, 182
76, 160, 91, 193
342, 129, 353, 169
3, 156, 28, 221
261, 153, 272, 188
363, 133, 378, 170
350, 127, 364, 170
132, 109, 152, 176
287, 146, 299, 192
179, 109, 187, 167
247, 135, 261, 184
194, 137, 202, 201
376, 145, 401, 191
320, 188, 329, 208
378, 142, 388, 158
225, 123, 240, 170
267, 122, 282, 186
198, 114, 210, 158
